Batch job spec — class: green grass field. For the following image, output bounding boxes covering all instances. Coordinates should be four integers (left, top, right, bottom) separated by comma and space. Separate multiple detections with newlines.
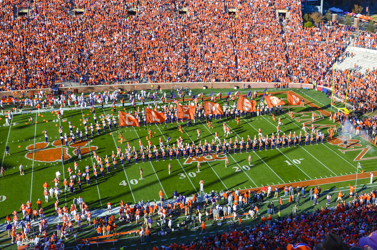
0, 88, 376, 223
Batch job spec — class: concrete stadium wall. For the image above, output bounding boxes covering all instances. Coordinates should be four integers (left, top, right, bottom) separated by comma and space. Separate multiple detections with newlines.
1, 82, 314, 97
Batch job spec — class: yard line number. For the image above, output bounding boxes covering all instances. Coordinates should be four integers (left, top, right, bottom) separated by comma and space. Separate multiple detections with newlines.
119, 179, 139, 186
0, 195, 7, 202
178, 172, 197, 179
285, 159, 303, 165
233, 165, 251, 172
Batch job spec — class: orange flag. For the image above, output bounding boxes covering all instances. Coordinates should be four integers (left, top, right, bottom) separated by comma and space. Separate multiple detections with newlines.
145, 108, 166, 123
236, 95, 256, 112
287, 92, 302, 105
204, 101, 223, 115
265, 96, 286, 108
118, 111, 139, 127
177, 104, 196, 120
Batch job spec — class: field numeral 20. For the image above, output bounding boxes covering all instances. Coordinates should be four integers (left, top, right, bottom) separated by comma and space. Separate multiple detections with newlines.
285, 159, 302, 165
233, 165, 251, 172
178, 172, 197, 179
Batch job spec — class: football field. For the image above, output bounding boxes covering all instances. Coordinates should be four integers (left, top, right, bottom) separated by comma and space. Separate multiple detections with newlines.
0, 88, 376, 220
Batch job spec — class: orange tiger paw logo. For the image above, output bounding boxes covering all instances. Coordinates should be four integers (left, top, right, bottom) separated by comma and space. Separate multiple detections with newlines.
327, 136, 361, 148
25, 139, 98, 162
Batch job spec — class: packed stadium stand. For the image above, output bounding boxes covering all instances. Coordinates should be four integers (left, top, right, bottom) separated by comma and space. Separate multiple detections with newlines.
0, 0, 353, 90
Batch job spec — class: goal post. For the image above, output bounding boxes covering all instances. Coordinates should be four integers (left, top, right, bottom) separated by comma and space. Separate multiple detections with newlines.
331, 66, 350, 115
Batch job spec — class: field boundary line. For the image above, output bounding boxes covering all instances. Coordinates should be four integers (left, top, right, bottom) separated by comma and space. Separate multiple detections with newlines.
134, 126, 168, 198
30, 112, 38, 202
80, 108, 103, 208
182, 124, 228, 190
102, 107, 136, 203
234, 119, 286, 183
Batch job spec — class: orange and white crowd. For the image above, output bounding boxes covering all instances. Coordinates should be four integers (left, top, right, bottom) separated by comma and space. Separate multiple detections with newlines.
0, 0, 357, 91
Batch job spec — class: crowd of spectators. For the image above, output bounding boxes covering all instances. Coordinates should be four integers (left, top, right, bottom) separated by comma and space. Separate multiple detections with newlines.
354, 30, 377, 49
1, 0, 376, 116
320, 68, 377, 114
0, 0, 355, 91
150, 197, 377, 250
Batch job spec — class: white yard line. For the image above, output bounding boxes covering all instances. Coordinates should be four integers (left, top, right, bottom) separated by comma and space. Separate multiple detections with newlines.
1, 114, 13, 167
176, 157, 198, 193
174, 128, 199, 192
300, 146, 337, 176
102, 107, 136, 203
276, 148, 312, 179
200, 122, 258, 188
230, 119, 286, 183
259, 115, 333, 179
182, 124, 228, 190
134, 125, 168, 198
321, 143, 357, 170
58, 118, 67, 206
30, 112, 38, 201
80, 108, 103, 208
283, 113, 357, 171
298, 90, 334, 111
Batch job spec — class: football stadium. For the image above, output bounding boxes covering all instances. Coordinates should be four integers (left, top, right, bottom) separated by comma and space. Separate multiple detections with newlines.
1, 0, 377, 249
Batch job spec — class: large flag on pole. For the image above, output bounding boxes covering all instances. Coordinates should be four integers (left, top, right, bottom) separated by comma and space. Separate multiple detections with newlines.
236, 95, 256, 112
264, 96, 286, 108
145, 108, 166, 123
287, 92, 302, 105
204, 101, 223, 115
118, 111, 139, 127
177, 104, 196, 120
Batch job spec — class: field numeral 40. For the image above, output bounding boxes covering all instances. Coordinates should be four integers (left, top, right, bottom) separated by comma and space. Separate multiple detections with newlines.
119, 179, 138, 186
285, 159, 302, 165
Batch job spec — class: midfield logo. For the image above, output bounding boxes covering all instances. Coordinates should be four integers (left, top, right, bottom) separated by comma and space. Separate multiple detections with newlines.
183, 153, 227, 165
25, 139, 97, 163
